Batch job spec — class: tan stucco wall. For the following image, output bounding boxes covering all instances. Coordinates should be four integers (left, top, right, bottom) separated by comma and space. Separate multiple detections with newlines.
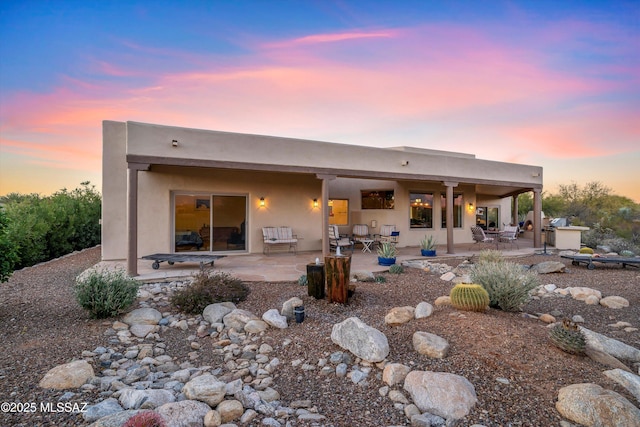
101, 121, 128, 260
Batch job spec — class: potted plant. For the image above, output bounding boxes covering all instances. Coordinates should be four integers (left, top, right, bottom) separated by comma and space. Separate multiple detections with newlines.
377, 242, 398, 266
420, 235, 437, 256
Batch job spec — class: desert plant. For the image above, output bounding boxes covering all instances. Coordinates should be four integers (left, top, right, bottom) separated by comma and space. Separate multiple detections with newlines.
579, 247, 594, 254
389, 264, 404, 274
449, 283, 490, 312
470, 260, 539, 312
548, 319, 586, 355
620, 250, 636, 257
477, 249, 504, 264
377, 242, 398, 258
298, 274, 308, 286
170, 270, 249, 314
122, 410, 167, 427
375, 275, 387, 283
420, 235, 437, 250
75, 268, 139, 318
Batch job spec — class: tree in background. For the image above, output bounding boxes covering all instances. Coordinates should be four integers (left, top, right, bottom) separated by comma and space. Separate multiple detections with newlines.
0, 182, 101, 274
0, 207, 19, 282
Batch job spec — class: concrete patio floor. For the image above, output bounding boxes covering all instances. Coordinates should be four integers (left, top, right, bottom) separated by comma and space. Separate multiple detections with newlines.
97, 238, 540, 283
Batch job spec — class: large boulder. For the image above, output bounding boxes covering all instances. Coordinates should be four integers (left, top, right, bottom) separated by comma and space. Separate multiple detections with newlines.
569, 287, 602, 302
556, 383, 640, 427
603, 369, 640, 403
183, 374, 227, 407
384, 306, 415, 326
119, 389, 175, 409
203, 302, 235, 324
599, 296, 629, 309
122, 307, 162, 325
413, 332, 449, 359
281, 297, 303, 320
82, 398, 123, 423
217, 399, 244, 423
222, 309, 259, 331
331, 317, 389, 363
404, 371, 477, 420
39, 360, 94, 390
262, 309, 288, 329
580, 327, 640, 363
530, 261, 566, 274
156, 400, 212, 427
383, 363, 411, 386
414, 302, 434, 319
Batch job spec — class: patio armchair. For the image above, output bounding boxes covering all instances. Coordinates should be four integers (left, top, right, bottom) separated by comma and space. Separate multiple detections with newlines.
329, 225, 354, 253
375, 225, 399, 245
352, 224, 371, 246
499, 225, 519, 249
470, 226, 494, 247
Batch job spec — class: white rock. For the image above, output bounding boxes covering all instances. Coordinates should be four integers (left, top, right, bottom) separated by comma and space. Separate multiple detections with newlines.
543, 284, 557, 292
434, 296, 451, 306
414, 302, 434, 319
122, 307, 162, 325
569, 287, 602, 302
216, 399, 244, 423
581, 327, 640, 363
603, 369, 640, 403
129, 324, 157, 338
82, 398, 123, 422
413, 331, 450, 359
119, 389, 175, 409
440, 272, 456, 281
262, 309, 288, 329
244, 319, 269, 334
203, 303, 235, 324
404, 371, 477, 420
600, 296, 630, 309
383, 363, 411, 386
331, 317, 389, 363
281, 297, 303, 320
156, 400, 212, 427
556, 383, 640, 427
183, 374, 227, 407
204, 409, 222, 427
223, 309, 259, 331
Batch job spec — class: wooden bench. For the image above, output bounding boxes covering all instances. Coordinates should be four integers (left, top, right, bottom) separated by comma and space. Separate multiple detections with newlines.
262, 226, 298, 254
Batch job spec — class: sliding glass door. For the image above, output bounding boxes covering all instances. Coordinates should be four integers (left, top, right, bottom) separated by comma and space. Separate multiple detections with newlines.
174, 193, 246, 252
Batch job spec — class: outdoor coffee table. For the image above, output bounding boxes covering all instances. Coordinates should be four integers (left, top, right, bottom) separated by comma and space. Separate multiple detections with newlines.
361, 239, 375, 253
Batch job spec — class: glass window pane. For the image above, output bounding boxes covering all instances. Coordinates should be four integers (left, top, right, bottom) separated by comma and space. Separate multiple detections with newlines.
441, 193, 463, 228
175, 195, 209, 252
361, 190, 394, 209
212, 196, 246, 252
410, 192, 433, 228
329, 199, 349, 225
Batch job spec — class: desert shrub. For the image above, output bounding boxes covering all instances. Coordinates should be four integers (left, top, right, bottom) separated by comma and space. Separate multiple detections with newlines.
470, 260, 539, 312
0, 207, 19, 282
75, 268, 138, 318
389, 264, 404, 274
122, 411, 167, 427
477, 249, 504, 264
602, 237, 638, 255
170, 270, 249, 314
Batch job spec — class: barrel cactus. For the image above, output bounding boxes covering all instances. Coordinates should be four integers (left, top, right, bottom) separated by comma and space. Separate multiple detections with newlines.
549, 319, 586, 355
449, 283, 490, 312
579, 247, 594, 254
389, 264, 404, 274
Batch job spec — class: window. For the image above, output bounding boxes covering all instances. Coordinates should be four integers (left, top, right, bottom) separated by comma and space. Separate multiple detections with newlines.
361, 190, 394, 209
328, 199, 349, 225
410, 192, 433, 228
440, 193, 463, 228
174, 193, 247, 252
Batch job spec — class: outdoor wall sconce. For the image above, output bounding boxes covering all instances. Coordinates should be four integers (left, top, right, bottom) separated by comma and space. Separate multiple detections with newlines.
468, 202, 474, 212
171, 139, 179, 147
401, 160, 409, 166
259, 197, 265, 207
313, 198, 319, 208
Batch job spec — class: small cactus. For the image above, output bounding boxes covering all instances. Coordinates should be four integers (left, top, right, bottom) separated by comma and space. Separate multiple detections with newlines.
389, 265, 404, 274
549, 319, 586, 355
449, 283, 490, 312
298, 275, 308, 286
122, 411, 167, 427
579, 247, 594, 254
375, 275, 387, 283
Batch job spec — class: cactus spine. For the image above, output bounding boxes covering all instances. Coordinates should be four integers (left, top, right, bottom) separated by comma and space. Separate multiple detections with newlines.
449, 283, 490, 312
549, 319, 586, 355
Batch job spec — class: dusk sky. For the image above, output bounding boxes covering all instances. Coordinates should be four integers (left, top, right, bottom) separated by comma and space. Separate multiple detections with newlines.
1, 1, 639, 201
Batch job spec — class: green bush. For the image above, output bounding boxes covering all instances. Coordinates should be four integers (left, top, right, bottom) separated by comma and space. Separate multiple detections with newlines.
0, 207, 19, 282
389, 264, 404, 274
470, 260, 539, 312
75, 268, 139, 318
171, 270, 249, 314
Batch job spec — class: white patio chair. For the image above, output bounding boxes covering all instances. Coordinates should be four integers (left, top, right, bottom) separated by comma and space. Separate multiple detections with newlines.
329, 225, 354, 253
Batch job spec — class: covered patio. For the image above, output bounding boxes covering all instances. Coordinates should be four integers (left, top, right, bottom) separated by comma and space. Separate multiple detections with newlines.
101, 238, 538, 283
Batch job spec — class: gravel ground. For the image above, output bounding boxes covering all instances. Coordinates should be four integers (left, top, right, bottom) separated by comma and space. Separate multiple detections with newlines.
1, 247, 639, 426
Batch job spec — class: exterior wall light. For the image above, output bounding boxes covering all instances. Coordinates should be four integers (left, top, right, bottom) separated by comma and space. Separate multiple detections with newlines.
171, 139, 179, 147
468, 202, 474, 212
259, 197, 265, 207
313, 198, 318, 208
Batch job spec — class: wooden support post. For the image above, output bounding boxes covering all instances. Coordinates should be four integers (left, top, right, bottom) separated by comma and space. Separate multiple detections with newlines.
325, 255, 351, 304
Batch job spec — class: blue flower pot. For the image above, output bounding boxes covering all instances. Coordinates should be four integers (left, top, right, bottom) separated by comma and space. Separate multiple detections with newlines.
421, 249, 436, 257
378, 256, 396, 266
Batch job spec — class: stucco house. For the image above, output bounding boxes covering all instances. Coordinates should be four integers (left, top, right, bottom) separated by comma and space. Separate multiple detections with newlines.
102, 121, 544, 275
